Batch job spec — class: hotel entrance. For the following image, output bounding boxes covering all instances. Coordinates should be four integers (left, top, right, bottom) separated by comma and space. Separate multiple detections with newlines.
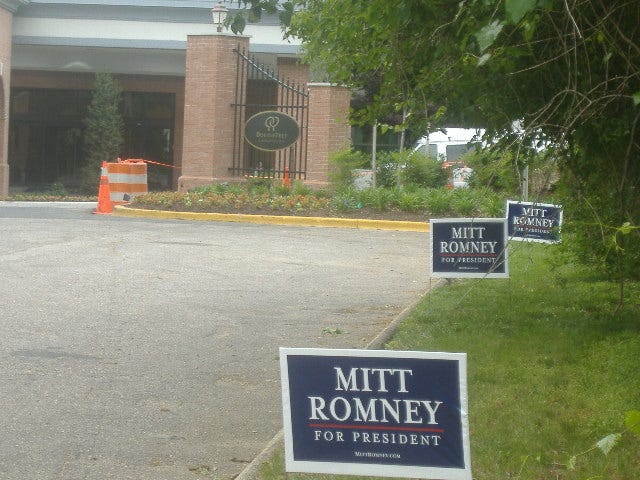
8, 87, 176, 192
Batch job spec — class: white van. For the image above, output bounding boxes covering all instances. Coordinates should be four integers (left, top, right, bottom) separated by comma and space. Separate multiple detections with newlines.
412, 128, 484, 187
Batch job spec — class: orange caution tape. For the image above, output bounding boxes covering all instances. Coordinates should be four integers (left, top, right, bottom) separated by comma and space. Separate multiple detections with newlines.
117, 158, 180, 169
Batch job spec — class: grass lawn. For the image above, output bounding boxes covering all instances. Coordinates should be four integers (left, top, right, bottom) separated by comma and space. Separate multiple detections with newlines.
261, 242, 639, 480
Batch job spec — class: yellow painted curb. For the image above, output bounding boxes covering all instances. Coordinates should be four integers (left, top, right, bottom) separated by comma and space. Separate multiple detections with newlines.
113, 206, 430, 232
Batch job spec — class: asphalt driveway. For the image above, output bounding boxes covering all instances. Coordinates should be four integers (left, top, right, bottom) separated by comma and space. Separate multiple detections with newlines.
0, 202, 431, 480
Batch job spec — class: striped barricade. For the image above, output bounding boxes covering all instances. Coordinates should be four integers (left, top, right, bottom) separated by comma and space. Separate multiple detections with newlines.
106, 159, 148, 204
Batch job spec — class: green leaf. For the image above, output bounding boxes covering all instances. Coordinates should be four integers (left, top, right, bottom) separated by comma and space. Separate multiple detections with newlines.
522, 19, 537, 42
230, 14, 247, 34
279, 2, 295, 27
619, 221, 633, 235
567, 455, 576, 470
506, 0, 538, 24
476, 21, 504, 53
595, 433, 622, 455
633, 91, 640, 106
626, 410, 640, 436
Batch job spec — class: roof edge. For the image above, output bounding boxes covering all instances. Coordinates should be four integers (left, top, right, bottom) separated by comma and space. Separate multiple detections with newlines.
1, 0, 30, 13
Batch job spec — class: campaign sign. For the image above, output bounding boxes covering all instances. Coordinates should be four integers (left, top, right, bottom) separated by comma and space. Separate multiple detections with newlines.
507, 200, 563, 243
431, 218, 508, 279
279, 348, 471, 480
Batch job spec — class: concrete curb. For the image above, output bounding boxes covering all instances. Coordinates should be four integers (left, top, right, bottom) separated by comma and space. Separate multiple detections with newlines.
113, 206, 430, 232
234, 284, 444, 480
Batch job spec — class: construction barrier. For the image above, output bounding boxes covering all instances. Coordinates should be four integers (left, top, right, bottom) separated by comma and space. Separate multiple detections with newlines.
93, 161, 113, 215
106, 159, 148, 204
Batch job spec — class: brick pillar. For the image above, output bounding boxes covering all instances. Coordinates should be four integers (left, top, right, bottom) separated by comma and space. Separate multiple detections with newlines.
306, 83, 351, 186
172, 87, 185, 190
277, 57, 309, 88
0, 7, 13, 198
178, 34, 250, 192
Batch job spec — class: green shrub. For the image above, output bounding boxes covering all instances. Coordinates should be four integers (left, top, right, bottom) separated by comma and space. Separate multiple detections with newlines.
402, 151, 449, 188
465, 148, 519, 194
330, 188, 361, 211
397, 189, 429, 212
450, 188, 477, 216
291, 180, 314, 196
247, 177, 273, 194
190, 182, 244, 195
272, 184, 291, 196
424, 188, 454, 217
375, 151, 402, 188
376, 150, 448, 189
132, 180, 506, 219
476, 190, 506, 217
465, 146, 558, 198
45, 182, 68, 197
328, 149, 369, 188
357, 187, 396, 211
79, 73, 124, 194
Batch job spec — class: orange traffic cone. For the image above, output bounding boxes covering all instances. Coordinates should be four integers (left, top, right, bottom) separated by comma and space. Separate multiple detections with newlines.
282, 165, 291, 188
93, 161, 113, 215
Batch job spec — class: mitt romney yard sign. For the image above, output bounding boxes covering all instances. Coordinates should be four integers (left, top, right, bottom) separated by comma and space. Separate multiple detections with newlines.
507, 200, 563, 243
279, 348, 471, 480
431, 218, 509, 279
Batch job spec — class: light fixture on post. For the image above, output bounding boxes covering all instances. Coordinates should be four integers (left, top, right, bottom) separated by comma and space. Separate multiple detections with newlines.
211, 2, 229, 33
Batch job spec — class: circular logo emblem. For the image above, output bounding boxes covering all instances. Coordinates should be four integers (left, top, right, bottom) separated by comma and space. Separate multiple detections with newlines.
244, 111, 300, 151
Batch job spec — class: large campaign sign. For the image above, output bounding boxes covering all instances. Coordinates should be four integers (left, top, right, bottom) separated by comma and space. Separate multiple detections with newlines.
431, 218, 509, 278
507, 200, 563, 243
279, 348, 471, 480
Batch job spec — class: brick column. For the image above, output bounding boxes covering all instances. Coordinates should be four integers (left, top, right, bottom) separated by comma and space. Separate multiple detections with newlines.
277, 57, 309, 89
0, 6, 13, 198
306, 83, 351, 186
178, 34, 250, 192
172, 87, 185, 190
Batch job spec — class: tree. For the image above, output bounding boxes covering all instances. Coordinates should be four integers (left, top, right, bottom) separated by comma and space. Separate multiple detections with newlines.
79, 72, 124, 193
280, 0, 639, 297
230, 1, 639, 293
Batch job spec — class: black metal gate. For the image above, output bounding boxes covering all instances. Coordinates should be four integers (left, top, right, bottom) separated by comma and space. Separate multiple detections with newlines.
232, 47, 309, 180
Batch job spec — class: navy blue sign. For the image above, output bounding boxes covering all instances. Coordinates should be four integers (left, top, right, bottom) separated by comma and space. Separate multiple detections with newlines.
431, 218, 508, 279
507, 201, 563, 243
279, 348, 471, 480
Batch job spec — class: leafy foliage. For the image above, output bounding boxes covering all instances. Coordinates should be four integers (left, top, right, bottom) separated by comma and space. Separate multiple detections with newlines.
279, 0, 640, 294
465, 146, 558, 197
79, 73, 123, 193
375, 150, 449, 189
131, 181, 503, 219
327, 149, 369, 188
225, 1, 291, 34
211, 1, 640, 290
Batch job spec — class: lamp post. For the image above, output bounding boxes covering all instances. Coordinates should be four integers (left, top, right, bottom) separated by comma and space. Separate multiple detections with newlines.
211, 2, 229, 33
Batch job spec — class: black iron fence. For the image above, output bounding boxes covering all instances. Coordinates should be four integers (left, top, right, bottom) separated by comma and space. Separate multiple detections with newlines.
231, 47, 309, 180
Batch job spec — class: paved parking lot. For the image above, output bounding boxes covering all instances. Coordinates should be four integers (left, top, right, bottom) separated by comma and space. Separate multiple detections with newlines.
0, 202, 431, 479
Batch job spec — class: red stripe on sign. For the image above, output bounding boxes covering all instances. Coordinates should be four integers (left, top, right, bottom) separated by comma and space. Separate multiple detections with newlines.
308, 423, 444, 433
440, 254, 497, 257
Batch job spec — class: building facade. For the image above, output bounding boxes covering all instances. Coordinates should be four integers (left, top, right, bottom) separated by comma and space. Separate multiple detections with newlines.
0, 0, 351, 197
